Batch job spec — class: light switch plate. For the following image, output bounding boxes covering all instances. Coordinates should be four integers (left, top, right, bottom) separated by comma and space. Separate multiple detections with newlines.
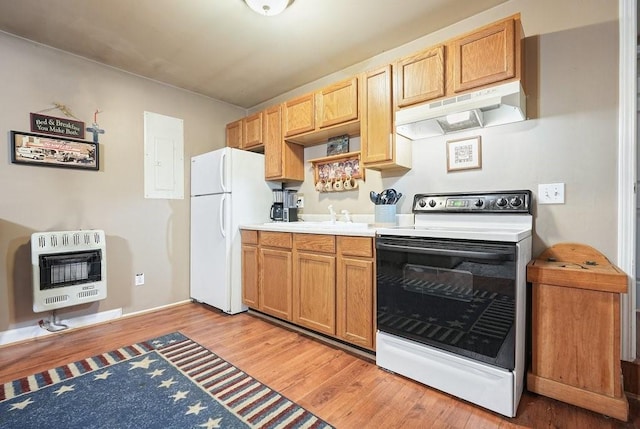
538, 183, 565, 204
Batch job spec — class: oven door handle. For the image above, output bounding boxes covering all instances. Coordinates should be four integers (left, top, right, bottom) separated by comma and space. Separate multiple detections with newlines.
376, 242, 512, 261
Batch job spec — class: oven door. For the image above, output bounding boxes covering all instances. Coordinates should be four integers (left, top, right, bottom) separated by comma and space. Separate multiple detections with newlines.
376, 235, 517, 370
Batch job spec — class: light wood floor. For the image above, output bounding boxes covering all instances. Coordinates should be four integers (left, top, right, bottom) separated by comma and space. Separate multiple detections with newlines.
1, 302, 638, 429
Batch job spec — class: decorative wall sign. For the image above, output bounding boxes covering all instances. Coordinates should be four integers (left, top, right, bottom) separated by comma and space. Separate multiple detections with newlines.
30, 113, 86, 139
326, 134, 350, 156
10, 131, 99, 171
446, 136, 482, 172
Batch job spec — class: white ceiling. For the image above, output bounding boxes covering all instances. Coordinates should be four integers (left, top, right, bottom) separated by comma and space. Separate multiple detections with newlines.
0, 0, 508, 109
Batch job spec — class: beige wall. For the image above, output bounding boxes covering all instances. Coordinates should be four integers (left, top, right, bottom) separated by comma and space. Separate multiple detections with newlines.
255, 0, 620, 259
0, 32, 245, 332
0, 0, 621, 334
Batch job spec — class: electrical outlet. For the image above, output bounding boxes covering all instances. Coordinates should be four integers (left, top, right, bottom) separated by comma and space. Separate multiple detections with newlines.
296, 195, 304, 208
135, 273, 145, 286
538, 183, 565, 204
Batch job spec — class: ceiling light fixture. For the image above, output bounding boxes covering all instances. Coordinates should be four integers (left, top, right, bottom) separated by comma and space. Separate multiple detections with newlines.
245, 0, 292, 16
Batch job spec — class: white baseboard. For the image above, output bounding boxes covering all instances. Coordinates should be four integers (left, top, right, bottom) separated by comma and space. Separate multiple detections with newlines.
123, 300, 192, 319
0, 308, 123, 347
0, 300, 194, 348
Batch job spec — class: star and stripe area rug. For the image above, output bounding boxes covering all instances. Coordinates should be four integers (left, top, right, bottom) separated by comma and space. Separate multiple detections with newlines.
0, 332, 333, 429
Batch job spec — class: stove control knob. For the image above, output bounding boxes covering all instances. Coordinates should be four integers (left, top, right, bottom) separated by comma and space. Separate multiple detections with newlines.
496, 197, 508, 207
428, 199, 437, 208
510, 196, 523, 207
474, 199, 484, 208
418, 198, 427, 208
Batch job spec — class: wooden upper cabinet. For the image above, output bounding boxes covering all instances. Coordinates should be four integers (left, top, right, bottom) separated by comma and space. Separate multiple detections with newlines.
283, 93, 315, 137
393, 14, 522, 109
264, 105, 284, 179
283, 78, 360, 145
225, 119, 242, 149
451, 17, 518, 93
243, 112, 263, 150
362, 65, 393, 165
264, 104, 304, 182
395, 45, 445, 108
361, 65, 411, 171
317, 77, 358, 128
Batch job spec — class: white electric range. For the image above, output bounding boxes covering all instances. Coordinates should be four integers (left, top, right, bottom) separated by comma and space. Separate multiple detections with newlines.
375, 190, 532, 417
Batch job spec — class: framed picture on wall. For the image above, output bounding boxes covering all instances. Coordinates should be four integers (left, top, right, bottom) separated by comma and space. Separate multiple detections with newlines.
10, 130, 99, 171
326, 134, 350, 156
446, 136, 482, 172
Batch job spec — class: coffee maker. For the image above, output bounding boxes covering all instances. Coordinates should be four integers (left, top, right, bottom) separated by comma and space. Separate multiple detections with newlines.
270, 189, 298, 222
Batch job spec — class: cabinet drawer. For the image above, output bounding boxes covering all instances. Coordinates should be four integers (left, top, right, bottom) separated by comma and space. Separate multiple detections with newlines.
338, 236, 373, 258
241, 229, 258, 245
260, 231, 293, 249
294, 234, 336, 254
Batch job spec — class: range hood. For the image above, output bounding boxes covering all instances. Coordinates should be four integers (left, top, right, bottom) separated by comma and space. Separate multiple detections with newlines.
395, 80, 526, 140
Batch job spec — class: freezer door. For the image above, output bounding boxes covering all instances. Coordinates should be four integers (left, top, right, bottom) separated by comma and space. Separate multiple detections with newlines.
190, 148, 229, 196
190, 193, 230, 310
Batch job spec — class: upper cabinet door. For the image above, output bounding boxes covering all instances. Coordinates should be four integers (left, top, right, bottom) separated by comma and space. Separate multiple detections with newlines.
395, 45, 445, 108
283, 93, 315, 137
243, 112, 263, 149
451, 18, 516, 93
361, 65, 393, 164
264, 105, 283, 179
317, 77, 358, 128
225, 119, 242, 149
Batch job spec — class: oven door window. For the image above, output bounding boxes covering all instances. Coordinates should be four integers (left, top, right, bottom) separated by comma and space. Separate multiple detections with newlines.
376, 236, 517, 370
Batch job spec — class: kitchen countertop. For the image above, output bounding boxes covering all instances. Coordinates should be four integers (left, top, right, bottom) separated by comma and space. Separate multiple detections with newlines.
241, 213, 414, 237
241, 222, 377, 237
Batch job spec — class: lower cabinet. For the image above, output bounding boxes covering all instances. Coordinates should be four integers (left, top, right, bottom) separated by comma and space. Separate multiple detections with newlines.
293, 234, 336, 335
242, 230, 293, 321
337, 236, 375, 349
240, 230, 259, 308
260, 248, 293, 320
241, 230, 375, 351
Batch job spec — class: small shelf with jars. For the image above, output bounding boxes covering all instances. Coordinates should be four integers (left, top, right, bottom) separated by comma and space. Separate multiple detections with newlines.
310, 151, 364, 192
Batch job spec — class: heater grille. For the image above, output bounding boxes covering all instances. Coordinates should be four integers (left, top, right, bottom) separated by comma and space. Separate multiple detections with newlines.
45, 295, 70, 305
78, 289, 99, 299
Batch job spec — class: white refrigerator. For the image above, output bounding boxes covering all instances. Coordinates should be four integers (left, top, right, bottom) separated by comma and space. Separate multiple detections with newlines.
190, 147, 273, 314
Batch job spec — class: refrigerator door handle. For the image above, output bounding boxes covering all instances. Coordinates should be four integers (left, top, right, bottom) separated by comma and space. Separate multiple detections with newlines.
219, 195, 226, 238
220, 151, 228, 193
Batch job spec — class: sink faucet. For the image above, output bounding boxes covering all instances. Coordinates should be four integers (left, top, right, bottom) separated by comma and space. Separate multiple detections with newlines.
341, 209, 352, 223
328, 205, 337, 223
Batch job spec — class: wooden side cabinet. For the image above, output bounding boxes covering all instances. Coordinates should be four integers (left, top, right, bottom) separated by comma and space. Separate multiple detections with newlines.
527, 243, 629, 422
